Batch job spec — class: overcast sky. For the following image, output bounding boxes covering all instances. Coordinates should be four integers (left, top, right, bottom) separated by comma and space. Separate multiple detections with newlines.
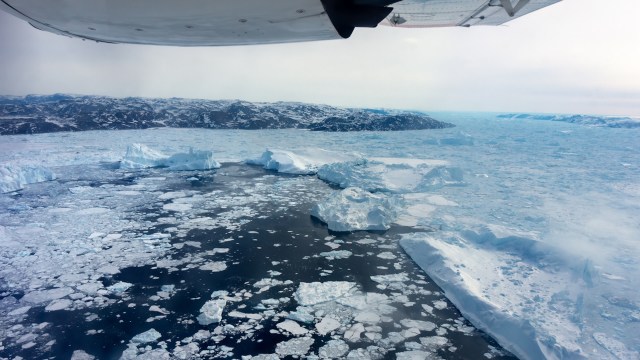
1, 0, 639, 116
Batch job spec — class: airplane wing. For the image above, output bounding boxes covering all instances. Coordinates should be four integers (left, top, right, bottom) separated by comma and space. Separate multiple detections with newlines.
0, 0, 562, 46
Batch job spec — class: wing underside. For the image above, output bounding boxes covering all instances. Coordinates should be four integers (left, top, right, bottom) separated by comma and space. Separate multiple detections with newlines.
0, 0, 562, 46
383, 0, 562, 28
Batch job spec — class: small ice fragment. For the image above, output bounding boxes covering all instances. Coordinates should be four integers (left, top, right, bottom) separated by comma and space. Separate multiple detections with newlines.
70, 350, 95, 360
400, 319, 436, 332
377, 252, 396, 260
319, 250, 353, 260
276, 320, 308, 336
354, 312, 381, 324
45, 299, 72, 312
396, 350, 432, 360
8, 306, 31, 316
131, 328, 162, 344
315, 316, 341, 335
294, 281, 357, 306
107, 282, 133, 294
433, 300, 447, 310
420, 336, 448, 348
275, 337, 314, 357
318, 339, 349, 359
199, 262, 227, 272
344, 323, 365, 342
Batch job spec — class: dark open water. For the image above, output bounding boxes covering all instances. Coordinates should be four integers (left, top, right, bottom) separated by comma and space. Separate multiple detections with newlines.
2, 164, 516, 359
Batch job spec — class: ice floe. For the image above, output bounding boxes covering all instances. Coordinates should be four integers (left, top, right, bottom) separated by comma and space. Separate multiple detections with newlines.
197, 300, 227, 325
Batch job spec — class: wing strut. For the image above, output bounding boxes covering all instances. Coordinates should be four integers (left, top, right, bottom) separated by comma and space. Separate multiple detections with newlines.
499, 0, 531, 17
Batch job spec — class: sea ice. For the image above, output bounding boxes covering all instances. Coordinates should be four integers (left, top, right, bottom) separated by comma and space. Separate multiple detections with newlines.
311, 187, 399, 232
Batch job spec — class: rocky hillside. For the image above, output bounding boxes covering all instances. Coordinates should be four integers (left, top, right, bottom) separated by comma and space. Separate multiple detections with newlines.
0, 94, 454, 135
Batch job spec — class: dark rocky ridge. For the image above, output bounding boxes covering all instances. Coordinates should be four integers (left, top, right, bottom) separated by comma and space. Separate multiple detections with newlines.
0, 94, 454, 135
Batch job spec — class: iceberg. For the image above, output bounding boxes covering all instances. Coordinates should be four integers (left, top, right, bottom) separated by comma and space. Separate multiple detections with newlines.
120, 143, 220, 170
400, 230, 594, 360
0, 164, 56, 193
317, 157, 462, 193
246, 148, 361, 175
311, 187, 400, 232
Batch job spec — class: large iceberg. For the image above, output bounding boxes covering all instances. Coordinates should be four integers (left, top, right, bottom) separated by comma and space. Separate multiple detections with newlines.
0, 164, 56, 193
400, 227, 640, 360
317, 157, 462, 193
120, 143, 220, 170
246, 148, 361, 175
311, 187, 400, 232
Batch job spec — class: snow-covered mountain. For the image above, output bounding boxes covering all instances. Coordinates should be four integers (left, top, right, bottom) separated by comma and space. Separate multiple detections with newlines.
498, 113, 640, 128
0, 94, 454, 135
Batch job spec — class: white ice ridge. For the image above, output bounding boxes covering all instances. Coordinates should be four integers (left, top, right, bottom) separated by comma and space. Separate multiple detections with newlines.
0, 164, 55, 193
400, 228, 640, 360
246, 148, 361, 175
311, 187, 400, 232
120, 143, 220, 170
317, 157, 463, 193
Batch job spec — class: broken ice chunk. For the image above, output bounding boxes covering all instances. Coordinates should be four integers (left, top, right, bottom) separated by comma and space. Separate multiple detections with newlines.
276, 320, 308, 336
45, 299, 73, 312
131, 328, 162, 344
344, 323, 365, 342
315, 316, 341, 335
294, 281, 357, 306
107, 282, 133, 294
275, 337, 314, 357
318, 339, 349, 358
197, 300, 226, 325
